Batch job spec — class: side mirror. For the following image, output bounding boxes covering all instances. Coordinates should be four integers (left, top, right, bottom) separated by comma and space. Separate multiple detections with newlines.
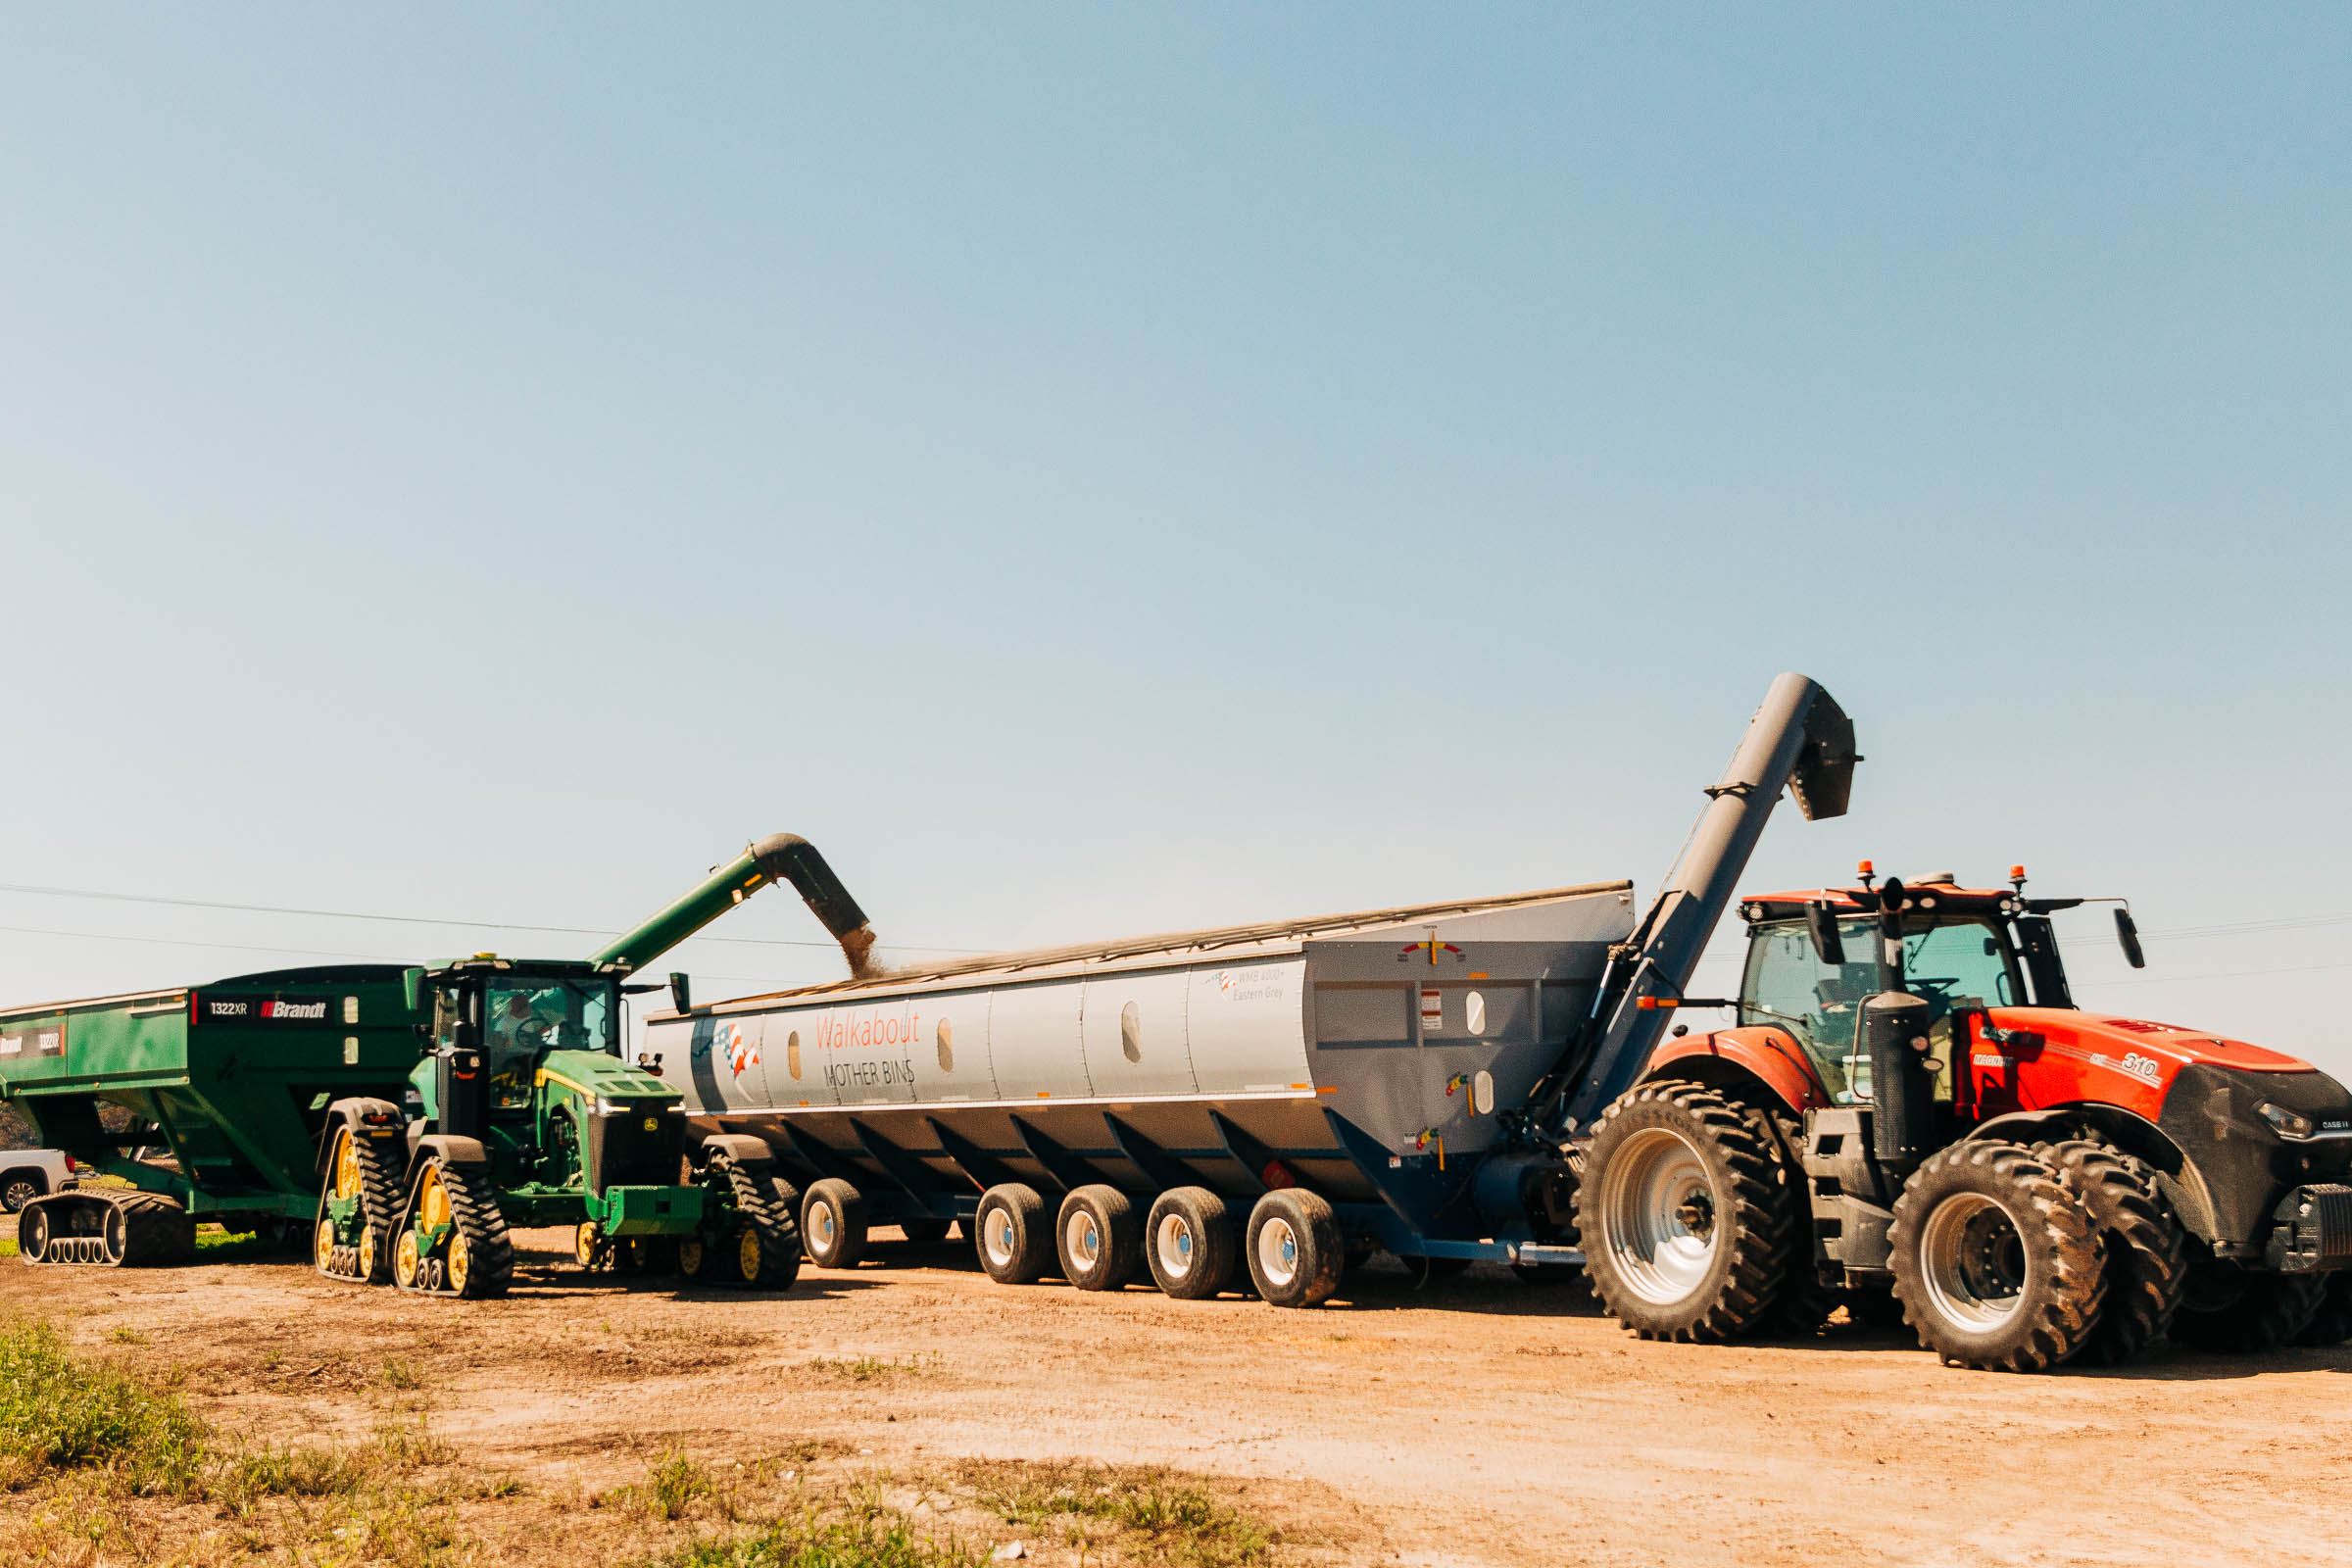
2115, 906, 2145, 970
402, 968, 424, 1013
668, 971, 693, 1014
1806, 901, 1846, 966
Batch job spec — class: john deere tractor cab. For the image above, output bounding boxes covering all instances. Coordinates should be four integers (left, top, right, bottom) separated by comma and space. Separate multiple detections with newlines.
1578, 862, 2352, 1372
311, 833, 877, 1299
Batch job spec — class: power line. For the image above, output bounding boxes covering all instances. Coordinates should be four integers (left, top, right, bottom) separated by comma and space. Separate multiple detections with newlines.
0, 881, 986, 956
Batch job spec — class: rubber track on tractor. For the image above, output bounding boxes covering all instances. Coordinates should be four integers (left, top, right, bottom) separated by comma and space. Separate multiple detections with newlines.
2036, 1139, 2186, 1367
317, 1122, 405, 1286
717, 1157, 802, 1290
403, 1162, 515, 1299
20, 1190, 195, 1268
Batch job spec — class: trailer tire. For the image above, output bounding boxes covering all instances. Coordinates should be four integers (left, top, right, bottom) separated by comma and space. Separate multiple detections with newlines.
2291, 1270, 2352, 1348
2173, 1252, 2328, 1353
1888, 1142, 2105, 1372
801, 1179, 867, 1270
974, 1183, 1053, 1284
1577, 1079, 1791, 1343
2036, 1140, 2186, 1366
1057, 1186, 1142, 1292
1246, 1189, 1344, 1308
1146, 1188, 1237, 1299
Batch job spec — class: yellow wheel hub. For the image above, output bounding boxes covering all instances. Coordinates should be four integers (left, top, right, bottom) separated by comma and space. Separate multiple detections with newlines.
394, 1229, 421, 1288
418, 1169, 451, 1229
332, 1129, 362, 1200
358, 1225, 378, 1279
574, 1222, 601, 1268
737, 1227, 762, 1282
448, 1231, 471, 1294
314, 1218, 336, 1271
678, 1237, 704, 1277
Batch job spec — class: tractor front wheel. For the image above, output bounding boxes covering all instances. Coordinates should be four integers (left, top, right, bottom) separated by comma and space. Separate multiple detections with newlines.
1888, 1142, 2106, 1372
1576, 1080, 1791, 1343
2173, 1250, 2327, 1352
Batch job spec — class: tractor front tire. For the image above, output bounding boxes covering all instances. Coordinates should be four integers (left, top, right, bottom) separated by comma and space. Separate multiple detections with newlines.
2291, 1270, 2352, 1348
1888, 1142, 2105, 1372
1576, 1079, 1791, 1343
2037, 1140, 2186, 1367
2174, 1252, 2328, 1353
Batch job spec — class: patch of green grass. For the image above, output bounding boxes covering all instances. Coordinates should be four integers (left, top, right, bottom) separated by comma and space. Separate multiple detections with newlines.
382, 1356, 425, 1391
804, 1352, 943, 1384
105, 1325, 147, 1346
636, 1450, 715, 1521
971, 1463, 1272, 1567
0, 1318, 204, 1492
654, 1502, 983, 1568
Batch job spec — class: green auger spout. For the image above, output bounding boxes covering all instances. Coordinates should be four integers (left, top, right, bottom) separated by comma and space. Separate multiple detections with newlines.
590, 833, 876, 978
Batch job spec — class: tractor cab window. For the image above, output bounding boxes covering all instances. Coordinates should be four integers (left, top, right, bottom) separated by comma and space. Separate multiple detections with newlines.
1740, 918, 1881, 1102
1740, 916, 2022, 1104
483, 980, 616, 1110
1902, 921, 2023, 1015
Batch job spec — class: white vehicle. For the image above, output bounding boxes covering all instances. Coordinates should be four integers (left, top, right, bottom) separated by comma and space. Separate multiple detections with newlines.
0, 1150, 76, 1214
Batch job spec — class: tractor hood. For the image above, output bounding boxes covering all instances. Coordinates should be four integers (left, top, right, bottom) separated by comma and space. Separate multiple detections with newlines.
1979, 1005, 2352, 1247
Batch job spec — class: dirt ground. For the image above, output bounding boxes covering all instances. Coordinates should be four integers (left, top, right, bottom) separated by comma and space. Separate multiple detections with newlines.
5, 1221, 2349, 1568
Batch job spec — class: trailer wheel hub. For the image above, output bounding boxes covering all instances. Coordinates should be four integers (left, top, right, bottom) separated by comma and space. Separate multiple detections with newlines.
1256, 1215, 1300, 1289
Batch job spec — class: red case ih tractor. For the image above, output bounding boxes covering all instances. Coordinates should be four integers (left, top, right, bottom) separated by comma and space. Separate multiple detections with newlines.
1576, 865, 2352, 1371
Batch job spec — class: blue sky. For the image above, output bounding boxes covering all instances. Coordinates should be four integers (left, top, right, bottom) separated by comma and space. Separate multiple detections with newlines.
4, 11, 2348, 1070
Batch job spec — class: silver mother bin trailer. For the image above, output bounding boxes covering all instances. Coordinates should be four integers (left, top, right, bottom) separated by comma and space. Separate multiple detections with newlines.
647, 672, 1856, 1307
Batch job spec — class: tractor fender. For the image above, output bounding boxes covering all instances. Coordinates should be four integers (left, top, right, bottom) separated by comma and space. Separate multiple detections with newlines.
316, 1098, 404, 1178
1966, 1105, 2219, 1244
409, 1134, 492, 1173
695, 1133, 775, 1170
1644, 1025, 1831, 1118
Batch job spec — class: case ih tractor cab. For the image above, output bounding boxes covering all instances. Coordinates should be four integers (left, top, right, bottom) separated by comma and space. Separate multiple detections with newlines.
1578, 866, 2352, 1371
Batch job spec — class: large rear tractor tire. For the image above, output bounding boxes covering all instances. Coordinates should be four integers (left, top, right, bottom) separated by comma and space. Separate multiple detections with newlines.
1576, 1080, 1791, 1343
973, 1183, 1053, 1284
1888, 1142, 2105, 1372
1244, 1189, 1344, 1308
800, 1179, 867, 1270
1145, 1187, 1237, 1299
2173, 1250, 2328, 1353
2035, 1140, 2186, 1367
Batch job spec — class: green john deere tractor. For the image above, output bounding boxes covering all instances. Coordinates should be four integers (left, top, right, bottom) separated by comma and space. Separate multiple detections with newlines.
312, 832, 877, 1299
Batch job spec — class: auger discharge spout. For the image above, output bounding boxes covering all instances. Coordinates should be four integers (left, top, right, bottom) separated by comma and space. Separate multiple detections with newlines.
591, 834, 877, 978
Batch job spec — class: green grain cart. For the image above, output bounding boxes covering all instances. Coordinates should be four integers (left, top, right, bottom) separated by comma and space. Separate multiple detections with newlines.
0, 835, 876, 1300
